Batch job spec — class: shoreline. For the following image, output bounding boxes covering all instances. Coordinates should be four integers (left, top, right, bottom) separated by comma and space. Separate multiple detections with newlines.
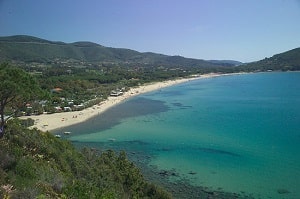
21, 73, 243, 132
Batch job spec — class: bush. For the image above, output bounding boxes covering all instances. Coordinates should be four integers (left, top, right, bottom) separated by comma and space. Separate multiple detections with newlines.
10, 187, 38, 199
20, 118, 35, 127
15, 158, 37, 179
0, 120, 172, 198
0, 148, 16, 170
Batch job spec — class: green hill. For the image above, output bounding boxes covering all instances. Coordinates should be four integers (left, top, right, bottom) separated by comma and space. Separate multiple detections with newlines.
0, 119, 171, 199
241, 48, 300, 71
0, 35, 219, 68
1, 35, 300, 72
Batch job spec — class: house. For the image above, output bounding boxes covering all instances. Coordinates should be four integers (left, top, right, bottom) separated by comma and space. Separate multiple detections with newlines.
73, 104, 84, 111
110, 90, 123, 97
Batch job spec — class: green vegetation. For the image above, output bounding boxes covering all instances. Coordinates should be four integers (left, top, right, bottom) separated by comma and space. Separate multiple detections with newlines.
0, 36, 242, 117
0, 35, 219, 68
1, 36, 299, 124
0, 63, 43, 137
237, 47, 300, 72
1, 35, 299, 73
1, 35, 299, 199
0, 61, 172, 198
0, 119, 171, 199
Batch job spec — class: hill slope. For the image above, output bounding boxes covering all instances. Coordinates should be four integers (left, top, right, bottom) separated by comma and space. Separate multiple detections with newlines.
241, 48, 300, 71
0, 35, 221, 68
0, 119, 171, 198
1, 35, 299, 73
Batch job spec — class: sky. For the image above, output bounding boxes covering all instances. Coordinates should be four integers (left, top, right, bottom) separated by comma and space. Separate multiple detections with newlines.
0, 0, 300, 62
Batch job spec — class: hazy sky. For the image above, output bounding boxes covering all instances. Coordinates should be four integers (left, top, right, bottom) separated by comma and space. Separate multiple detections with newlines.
0, 0, 300, 62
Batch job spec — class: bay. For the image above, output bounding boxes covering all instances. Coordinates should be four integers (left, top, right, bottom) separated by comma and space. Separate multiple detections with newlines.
58, 72, 300, 199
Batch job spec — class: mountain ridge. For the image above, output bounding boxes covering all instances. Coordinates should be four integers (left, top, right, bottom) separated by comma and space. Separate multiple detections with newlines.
0, 35, 236, 68
1, 35, 299, 71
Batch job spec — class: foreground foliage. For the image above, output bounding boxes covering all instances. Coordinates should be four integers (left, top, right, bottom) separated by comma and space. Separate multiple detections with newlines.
0, 119, 171, 199
0, 63, 43, 137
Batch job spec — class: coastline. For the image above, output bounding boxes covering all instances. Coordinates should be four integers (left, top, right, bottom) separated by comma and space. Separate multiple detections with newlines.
21, 73, 239, 132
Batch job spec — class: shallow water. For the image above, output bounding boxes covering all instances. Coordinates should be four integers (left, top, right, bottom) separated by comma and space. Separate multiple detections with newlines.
59, 72, 300, 198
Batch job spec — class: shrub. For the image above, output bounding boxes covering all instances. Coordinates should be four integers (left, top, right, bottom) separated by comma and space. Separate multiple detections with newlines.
15, 158, 37, 179
1, 120, 172, 198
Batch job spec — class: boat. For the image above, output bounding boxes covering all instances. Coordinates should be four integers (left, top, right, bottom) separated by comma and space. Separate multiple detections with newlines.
55, 134, 61, 138
63, 131, 71, 135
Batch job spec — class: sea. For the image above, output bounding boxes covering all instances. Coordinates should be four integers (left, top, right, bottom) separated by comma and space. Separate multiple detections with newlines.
56, 72, 300, 199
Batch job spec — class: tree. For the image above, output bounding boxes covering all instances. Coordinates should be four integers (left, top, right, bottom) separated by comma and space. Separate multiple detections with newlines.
0, 63, 42, 137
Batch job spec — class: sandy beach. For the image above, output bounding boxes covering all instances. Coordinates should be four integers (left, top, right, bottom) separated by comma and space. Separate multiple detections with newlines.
21, 73, 231, 132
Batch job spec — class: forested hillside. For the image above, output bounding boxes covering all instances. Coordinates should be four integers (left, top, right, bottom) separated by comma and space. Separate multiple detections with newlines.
0, 119, 171, 198
2, 35, 299, 73
239, 47, 300, 71
0, 35, 221, 68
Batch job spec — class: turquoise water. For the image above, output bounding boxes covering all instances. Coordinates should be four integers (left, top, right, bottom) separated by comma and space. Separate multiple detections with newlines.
61, 72, 300, 198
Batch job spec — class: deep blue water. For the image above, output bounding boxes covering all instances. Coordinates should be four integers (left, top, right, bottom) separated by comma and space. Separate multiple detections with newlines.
59, 72, 300, 198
